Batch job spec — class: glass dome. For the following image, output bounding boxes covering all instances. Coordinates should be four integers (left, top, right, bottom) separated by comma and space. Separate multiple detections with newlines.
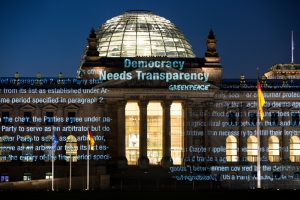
96, 10, 195, 58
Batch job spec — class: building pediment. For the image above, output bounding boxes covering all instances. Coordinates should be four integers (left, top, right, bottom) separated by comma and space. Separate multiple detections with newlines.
64, 104, 80, 110
42, 104, 58, 110
0, 104, 13, 110
20, 104, 36, 110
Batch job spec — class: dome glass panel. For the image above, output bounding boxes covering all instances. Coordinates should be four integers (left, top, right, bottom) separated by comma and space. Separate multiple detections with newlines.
96, 10, 195, 58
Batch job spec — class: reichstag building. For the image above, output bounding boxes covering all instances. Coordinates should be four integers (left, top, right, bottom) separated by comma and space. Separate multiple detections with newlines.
0, 10, 300, 190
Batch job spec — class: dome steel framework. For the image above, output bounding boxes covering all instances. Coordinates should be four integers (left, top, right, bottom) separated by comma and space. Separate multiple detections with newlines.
96, 10, 195, 58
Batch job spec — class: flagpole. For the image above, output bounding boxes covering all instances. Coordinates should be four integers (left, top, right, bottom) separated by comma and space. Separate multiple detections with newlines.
256, 100, 261, 189
52, 139, 54, 191
69, 154, 72, 191
256, 69, 261, 189
86, 128, 95, 191
292, 31, 294, 64
87, 133, 90, 191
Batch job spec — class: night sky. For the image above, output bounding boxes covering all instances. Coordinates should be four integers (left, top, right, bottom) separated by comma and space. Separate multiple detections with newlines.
0, 0, 299, 79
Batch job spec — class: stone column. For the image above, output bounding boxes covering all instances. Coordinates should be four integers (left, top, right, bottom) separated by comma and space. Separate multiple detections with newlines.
202, 106, 208, 158
97, 100, 105, 165
98, 100, 105, 122
260, 132, 268, 164
161, 100, 173, 168
98, 100, 105, 135
117, 100, 127, 169
12, 106, 20, 163
281, 108, 289, 162
55, 105, 63, 163
192, 105, 201, 147
138, 100, 149, 169
35, 106, 43, 162
239, 105, 248, 163
56, 105, 64, 126
240, 134, 248, 163
183, 100, 193, 164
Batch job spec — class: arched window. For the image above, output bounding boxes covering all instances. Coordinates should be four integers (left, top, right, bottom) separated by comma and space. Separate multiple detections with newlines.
171, 102, 184, 165
268, 136, 280, 162
44, 135, 52, 162
226, 136, 238, 162
22, 135, 33, 162
290, 136, 300, 162
147, 102, 163, 165
0, 135, 12, 162
66, 135, 78, 162
247, 136, 258, 162
125, 102, 140, 165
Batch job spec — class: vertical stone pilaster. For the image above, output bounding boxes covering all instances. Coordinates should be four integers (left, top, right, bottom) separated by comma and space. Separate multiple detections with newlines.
96, 100, 105, 165
202, 106, 208, 158
239, 105, 247, 163
138, 100, 149, 169
161, 100, 172, 168
183, 100, 193, 165
282, 108, 289, 162
117, 100, 127, 169
261, 133, 268, 164
35, 106, 43, 161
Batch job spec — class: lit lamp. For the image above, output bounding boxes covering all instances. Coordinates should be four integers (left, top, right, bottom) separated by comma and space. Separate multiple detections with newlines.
77, 70, 83, 79
58, 72, 64, 85
36, 72, 41, 79
261, 75, 267, 85
240, 74, 246, 86
15, 72, 20, 79
15, 72, 20, 85
35, 72, 42, 85
59, 72, 63, 79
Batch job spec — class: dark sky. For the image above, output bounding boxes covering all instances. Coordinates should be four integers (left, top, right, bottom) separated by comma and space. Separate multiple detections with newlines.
0, 0, 299, 78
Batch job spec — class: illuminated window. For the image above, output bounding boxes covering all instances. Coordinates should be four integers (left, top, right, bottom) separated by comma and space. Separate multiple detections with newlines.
147, 102, 163, 165
268, 136, 280, 162
271, 112, 278, 126
290, 136, 300, 162
247, 136, 258, 162
0, 135, 12, 162
0, 175, 9, 182
292, 113, 300, 126
45, 172, 52, 180
294, 172, 300, 180
171, 102, 183, 165
22, 135, 33, 162
125, 102, 140, 165
23, 173, 32, 181
226, 136, 238, 162
66, 135, 78, 162
249, 113, 257, 126
228, 112, 236, 126
44, 135, 52, 162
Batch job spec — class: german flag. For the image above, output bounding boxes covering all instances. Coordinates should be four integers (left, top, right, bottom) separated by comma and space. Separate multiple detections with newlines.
257, 80, 266, 120
88, 129, 95, 150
